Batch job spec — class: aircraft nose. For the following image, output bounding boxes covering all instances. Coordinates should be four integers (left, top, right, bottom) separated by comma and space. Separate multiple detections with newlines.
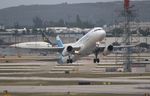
97, 29, 106, 41
10, 44, 16, 48
10, 44, 19, 48
101, 29, 106, 37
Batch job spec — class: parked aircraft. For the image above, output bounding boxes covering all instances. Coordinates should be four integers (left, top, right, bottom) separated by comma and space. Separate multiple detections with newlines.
10, 32, 56, 49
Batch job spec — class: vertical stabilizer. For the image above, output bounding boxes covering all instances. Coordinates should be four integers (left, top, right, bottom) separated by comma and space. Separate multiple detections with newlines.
42, 32, 53, 44
56, 35, 64, 47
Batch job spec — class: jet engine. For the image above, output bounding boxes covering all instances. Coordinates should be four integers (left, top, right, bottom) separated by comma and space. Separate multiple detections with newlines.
62, 46, 73, 56
103, 45, 113, 56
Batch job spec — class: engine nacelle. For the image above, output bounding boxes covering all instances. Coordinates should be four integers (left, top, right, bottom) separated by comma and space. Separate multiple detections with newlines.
62, 46, 73, 56
103, 45, 113, 56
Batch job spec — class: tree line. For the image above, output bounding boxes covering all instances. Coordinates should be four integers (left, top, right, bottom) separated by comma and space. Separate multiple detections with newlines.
33, 15, 94, 28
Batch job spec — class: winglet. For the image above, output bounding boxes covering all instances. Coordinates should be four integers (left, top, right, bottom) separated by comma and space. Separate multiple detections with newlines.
56, 35, 64, 47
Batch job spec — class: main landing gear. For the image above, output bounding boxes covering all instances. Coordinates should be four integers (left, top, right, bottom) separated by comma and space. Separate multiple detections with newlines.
67, 55, 73, 63
67, 59, 73, 63
93, 58, 99, 63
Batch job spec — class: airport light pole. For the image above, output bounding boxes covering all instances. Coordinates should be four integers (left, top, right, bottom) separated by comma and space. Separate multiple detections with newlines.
123, 0, 132, 72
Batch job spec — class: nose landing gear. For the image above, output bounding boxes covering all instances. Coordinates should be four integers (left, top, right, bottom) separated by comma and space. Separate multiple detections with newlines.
93, 50, 100, 63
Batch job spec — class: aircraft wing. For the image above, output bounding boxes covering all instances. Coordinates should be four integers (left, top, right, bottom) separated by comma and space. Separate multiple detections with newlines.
16, 47, 65, 53
113, 44, 137, 48
113, 44, 139, 50
93, 44, 138, 53
30, 46, 81, 52
10, 44, 81, 53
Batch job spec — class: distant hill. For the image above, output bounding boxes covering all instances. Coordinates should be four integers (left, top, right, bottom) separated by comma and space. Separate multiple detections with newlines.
0, 1, 150, 26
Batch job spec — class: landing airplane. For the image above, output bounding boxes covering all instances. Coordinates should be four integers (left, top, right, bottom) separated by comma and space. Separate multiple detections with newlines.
11, 27, 114, 64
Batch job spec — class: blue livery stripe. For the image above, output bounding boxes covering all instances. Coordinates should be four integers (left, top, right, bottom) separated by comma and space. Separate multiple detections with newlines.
56, 35, 64, 47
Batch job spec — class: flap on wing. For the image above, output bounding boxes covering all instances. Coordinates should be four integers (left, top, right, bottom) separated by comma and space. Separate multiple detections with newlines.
113, 44, 137, 48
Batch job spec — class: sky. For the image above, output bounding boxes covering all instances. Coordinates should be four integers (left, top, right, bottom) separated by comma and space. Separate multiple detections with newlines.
0, 0, 142, 9
0, 0, 122, 9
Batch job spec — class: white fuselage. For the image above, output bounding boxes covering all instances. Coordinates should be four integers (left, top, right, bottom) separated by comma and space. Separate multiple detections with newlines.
11, 42, 52, 49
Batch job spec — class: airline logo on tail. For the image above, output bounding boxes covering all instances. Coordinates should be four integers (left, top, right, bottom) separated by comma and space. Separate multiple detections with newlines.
56, 35, 64, 47
56, 35, 65, 64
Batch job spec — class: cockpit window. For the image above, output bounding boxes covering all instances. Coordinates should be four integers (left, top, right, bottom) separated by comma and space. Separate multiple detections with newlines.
94, 29, 102, 32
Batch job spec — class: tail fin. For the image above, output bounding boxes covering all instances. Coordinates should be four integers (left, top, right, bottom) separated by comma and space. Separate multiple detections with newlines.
42, 32, 53, 45
56, 35, 64, 47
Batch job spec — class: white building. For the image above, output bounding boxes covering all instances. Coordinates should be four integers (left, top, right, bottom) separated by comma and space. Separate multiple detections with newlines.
106, 22, 150, 32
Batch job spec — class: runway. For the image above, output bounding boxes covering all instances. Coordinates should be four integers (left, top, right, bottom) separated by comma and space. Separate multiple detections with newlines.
0, 61, 150, 94
0, 77, 150, 83
0, 85, 150, 94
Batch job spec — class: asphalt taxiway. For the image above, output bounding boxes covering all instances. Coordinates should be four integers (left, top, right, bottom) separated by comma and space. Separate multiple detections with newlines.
0, 61, 150, 94
0, 84, 150, 94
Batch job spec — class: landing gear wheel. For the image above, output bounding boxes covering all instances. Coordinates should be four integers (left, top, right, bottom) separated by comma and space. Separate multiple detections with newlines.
93, 59, 96, 63
93, 49, 100, 63
67, 55, 73, 64
70, 59, 73, 63
97, 59, 100, 63
67, 59, 70, 63
93, 58, 100, 63
67, 59, 73, 63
